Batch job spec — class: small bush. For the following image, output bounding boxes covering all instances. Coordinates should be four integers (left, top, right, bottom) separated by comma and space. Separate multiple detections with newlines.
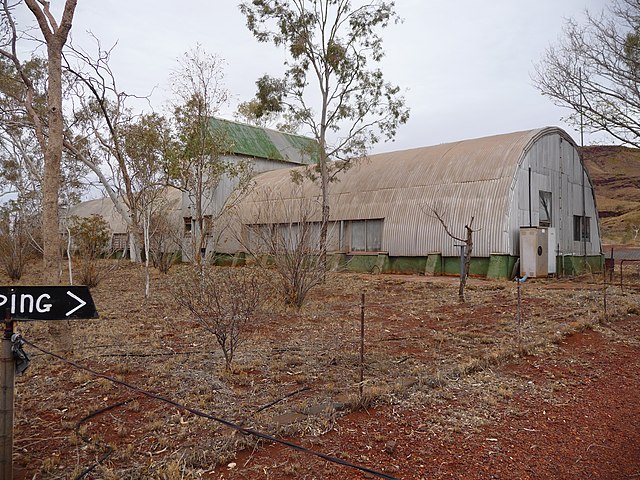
0, 208, 36, 280
149, 209, 182, 274
68, 214, 113, 287
174, 266, 267, 371
151, 249, 180, 274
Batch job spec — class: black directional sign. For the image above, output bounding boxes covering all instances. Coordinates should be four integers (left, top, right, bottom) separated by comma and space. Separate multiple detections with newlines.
0, 286, 99, 321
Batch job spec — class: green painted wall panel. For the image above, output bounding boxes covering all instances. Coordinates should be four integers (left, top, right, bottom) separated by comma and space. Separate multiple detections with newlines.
388, 256, 427, 274
487, 254, 519, 279
425, 253, 443, 275
345, 255, 380, 273
214, 251, 603, 278
558, 255, 604, 276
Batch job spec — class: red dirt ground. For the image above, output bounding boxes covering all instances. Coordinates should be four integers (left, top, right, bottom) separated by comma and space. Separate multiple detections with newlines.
7, 265, 640, 480
220, 319, 640, 480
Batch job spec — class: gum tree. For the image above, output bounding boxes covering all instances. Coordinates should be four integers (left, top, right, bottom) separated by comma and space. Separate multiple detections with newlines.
169, 46, 243, 267
62, 42, 156, 263
1, 0, 78, 354
1, 0, 78, 283
123, 112, 174, 296
239, 0, 409, 267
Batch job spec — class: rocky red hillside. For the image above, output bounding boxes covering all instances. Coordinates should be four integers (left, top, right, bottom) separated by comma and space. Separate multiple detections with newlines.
581, 145, 640, 244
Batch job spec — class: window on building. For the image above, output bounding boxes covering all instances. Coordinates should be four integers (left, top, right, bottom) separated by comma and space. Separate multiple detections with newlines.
351, 221, 366, 251
366, 219, 383, 251
539, 191, 552, 227
183, 217, 192, 235
573, 215, 591, 242
111, 233, 128, 251
338, 220, 346, 251
275, 222, 320, 249
350, 219, 383, 252
309, 222, 321, 247
244, 222, 323, 253
279, 223, 300, 249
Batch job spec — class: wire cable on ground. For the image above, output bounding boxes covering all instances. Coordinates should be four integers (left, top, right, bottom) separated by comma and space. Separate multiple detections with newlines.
98, 350, 218, 358
254, 386, 310, 414
74, 399, 133, 480
20, 337, 399, 480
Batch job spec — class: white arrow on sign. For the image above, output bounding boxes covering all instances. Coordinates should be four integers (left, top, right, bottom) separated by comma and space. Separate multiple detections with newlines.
66, 290, 87, 317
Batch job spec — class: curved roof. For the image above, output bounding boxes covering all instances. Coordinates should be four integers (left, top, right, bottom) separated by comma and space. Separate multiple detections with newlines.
234, 127, 581, 256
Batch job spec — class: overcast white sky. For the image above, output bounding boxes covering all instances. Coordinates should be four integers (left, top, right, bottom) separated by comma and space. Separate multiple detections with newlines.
15, 0, 611, 152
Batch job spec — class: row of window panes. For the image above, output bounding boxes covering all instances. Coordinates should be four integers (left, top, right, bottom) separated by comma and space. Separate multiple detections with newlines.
245, 219, 384, 253
183, 216, 213, 235
350, 219, 383, 252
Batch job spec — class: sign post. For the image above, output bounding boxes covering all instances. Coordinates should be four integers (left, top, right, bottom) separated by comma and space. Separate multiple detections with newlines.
0, 310, 14, 480
0, 286, 98, 479
0, 286, 98, 321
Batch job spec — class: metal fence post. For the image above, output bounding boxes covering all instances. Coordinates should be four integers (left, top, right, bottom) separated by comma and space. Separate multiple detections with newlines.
359, 293, 365, 398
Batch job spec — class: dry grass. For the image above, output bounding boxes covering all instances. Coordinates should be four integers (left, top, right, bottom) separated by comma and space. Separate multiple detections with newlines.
5, 260, 639, 478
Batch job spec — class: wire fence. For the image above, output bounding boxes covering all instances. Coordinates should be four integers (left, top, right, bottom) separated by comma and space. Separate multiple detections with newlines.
11, 268, 640, 478
19, 336, 400, 480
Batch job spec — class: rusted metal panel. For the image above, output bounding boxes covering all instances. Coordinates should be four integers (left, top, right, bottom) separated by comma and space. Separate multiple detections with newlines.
209, 118, 316, 165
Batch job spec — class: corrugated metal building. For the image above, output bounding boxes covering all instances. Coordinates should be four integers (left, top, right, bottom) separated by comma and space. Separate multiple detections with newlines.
69, 118, 317, 259
221, 127, 603, 277
184, 118, 317, 258
67, 186, 183, 252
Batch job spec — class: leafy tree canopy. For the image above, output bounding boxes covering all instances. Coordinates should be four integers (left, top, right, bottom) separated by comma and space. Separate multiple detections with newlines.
239, 0, 409, 163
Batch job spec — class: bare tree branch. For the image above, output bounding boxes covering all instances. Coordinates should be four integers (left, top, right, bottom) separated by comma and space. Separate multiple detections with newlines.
426, 205, 478, 303
533, 0, 640, 147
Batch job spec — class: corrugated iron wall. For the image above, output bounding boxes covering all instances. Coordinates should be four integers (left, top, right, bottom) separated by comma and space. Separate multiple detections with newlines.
223, 127, 602, 258
509, 131, 601, 256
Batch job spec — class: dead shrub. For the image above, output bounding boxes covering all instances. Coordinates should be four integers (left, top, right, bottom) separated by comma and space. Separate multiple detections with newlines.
148, 209, 182, 274
345, 384, 392, 411
174, 266, 267, 371
237, 187, 327, 308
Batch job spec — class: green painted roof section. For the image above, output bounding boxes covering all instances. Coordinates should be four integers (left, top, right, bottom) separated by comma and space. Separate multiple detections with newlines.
209, 118, 316, 165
